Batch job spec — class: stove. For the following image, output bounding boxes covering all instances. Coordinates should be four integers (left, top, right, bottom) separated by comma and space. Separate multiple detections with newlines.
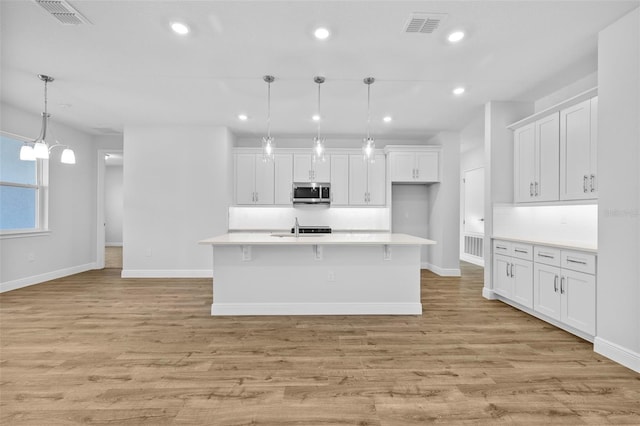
290, 226, 332, 234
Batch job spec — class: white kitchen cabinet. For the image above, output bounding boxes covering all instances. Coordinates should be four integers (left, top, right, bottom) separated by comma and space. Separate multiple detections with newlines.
348, 154, 386, 205
387, 148, 440, 183
560, 97, 598, 200
293, 154, 330, 182
235, 153, 274, 205
514, 113, 559, 202
330, 154, 349, 206
492, 241, 533, 308
274, 154, 293, 205
530, 245, 596, 336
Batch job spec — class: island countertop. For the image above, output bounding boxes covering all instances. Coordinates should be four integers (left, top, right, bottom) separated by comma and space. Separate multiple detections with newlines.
199, 232, 436, 246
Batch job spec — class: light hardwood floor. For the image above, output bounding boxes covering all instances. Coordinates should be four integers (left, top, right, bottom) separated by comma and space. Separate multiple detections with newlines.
1, 263, 639, 425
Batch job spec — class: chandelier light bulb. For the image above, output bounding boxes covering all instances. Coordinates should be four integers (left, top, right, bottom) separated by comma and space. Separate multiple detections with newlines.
33, 141, 49, 159
20, 145, 36, 161
60, 148, 76, 164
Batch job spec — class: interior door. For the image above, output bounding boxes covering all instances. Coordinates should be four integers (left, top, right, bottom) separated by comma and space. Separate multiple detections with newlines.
463, 167, 484, 235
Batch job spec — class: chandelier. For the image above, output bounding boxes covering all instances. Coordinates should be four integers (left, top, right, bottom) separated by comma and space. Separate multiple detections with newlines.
312, 76, 326, 163
362, 77, 376, 163
261, 75, 275, 162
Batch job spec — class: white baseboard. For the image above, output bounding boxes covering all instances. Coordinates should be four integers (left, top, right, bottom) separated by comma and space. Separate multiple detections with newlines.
460, 254, 485, 267
422, 263, 461, 277
106, 242, 123, 247
482, 287, 497, 300
211, 302, 422, 316
121, 269, 213, 278
594, 337, 640, 373
0, 262, 97, 293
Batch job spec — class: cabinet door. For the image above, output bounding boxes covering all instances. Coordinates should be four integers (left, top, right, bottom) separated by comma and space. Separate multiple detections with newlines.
312, 157, 331, 182
535, 113, 560, 202
274, 154, 293, 205
348, 155, 368, 205
254, 156, 274, 205
561, 269, 595, 335
415, 152, 439, 182
389, 153, 416, 182
514, 123, 536, 202
293, 154, 313, 182
560, 99, 593, 200
533, 264, 561, 321
493, 254, 513, 298
235, 153, 256, 205
511, 259, 533, 309
367, 154, 386, 205
330, 154, 349, 206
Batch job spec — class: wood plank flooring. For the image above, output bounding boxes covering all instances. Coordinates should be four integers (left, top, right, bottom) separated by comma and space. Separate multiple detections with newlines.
1, 263, 639, 425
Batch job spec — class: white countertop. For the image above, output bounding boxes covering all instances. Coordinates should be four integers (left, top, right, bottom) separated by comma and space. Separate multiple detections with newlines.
492, 236, 597, 253
199, 232, 436, 246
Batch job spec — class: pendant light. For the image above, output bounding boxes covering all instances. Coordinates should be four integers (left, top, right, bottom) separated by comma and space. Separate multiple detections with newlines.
20, 74, 76, 164
261, 75, 276, 162
312, 76, 326, 163
362, 77, 375, 163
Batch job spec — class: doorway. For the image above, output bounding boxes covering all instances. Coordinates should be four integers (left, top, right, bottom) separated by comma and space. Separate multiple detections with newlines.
96, 149, 123, 270
461, 167, 484, 266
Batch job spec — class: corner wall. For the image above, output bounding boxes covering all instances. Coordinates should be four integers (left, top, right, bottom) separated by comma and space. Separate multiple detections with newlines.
122, 126, 233, 277
595, 7, 640, 372
0, 103, 97, 292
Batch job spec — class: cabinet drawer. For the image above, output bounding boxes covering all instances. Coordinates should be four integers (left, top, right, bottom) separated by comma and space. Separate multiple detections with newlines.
493, 240, 511, 255
561, 250, 596, 275
512, 243, 533, 261
534, 246, 561, 267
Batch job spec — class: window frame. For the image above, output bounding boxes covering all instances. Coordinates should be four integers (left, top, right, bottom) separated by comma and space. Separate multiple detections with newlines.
0, 131, 50, 238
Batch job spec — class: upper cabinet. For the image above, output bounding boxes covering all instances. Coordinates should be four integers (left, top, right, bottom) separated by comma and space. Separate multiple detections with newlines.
274, 154, 293, 205
293, 154, 330, 182
330, 154, 349, 206
514, 113, 560, 202
510, 89, 598, 203
386, 146, 441, 183
560, 97, 598, 200
235, 153, 275, 205
349, 154, 386, 205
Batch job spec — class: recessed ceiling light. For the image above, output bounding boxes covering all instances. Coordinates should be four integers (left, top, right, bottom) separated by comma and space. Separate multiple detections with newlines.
171, 22, 190, 35
383, 116, 392, 123
238, 114, 248, 121
447, 31, 465, 43
314, 27, 330, 40
453, 86, 465, 95
312, 114, 321, 121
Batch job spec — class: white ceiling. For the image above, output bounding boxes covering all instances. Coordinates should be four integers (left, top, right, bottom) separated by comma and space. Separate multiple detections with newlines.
1, 1, 638, 140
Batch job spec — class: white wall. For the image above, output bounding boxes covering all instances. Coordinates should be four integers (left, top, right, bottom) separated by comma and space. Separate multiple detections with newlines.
122, 126, 233, 277
595, 8, 640, 372
105, 165, 123, 245
0, 103, 97, 291
392, 185, 429, 265
425, 131, 461, 276
534, 72, 598, 112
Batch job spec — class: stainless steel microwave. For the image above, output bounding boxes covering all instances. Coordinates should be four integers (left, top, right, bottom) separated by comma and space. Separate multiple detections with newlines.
292, 182, 330, 205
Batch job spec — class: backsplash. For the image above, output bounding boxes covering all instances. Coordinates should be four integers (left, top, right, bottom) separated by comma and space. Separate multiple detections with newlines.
493, 204, 598, 248
228, 207, 391, 232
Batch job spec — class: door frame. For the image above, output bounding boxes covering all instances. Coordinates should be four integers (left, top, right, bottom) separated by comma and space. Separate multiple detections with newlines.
96, 149, 123, 270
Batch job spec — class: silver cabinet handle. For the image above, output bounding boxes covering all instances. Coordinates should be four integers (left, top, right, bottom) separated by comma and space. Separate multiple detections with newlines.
506, 263, 509, 277
514, 249, 528, 254
560, 276, 565, 294
511, 263, 515, 278
530, 182, 534, 197
496, 245, 507, 250
583, 175, 588, 193
554, 275, 558, 293
538, 253, 555, 259
416, 169, 419, 179
590, 174, 596, 192
566, 258, 587, 265
535, 181, 539, 196
255, 192, 258, 202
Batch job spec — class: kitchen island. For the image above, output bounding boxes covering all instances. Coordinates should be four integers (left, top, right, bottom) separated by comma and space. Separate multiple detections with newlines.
199, 232, 436, 316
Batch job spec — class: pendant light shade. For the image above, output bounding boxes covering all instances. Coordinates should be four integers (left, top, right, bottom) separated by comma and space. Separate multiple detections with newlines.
261, 75, 276, 162
312, 76, 326, 163
20, 74, 76, 164
362, 77, 376, 163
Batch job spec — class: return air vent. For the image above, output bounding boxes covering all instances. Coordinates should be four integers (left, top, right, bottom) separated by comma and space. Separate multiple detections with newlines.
35, 0, 91, 25
404, 13, 448, 34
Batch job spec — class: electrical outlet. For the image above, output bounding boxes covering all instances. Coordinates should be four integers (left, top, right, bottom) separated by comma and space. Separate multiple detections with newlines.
327, 271, 336, 282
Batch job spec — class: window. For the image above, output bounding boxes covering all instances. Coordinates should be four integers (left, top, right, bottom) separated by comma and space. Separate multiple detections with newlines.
0, 132, 48, 234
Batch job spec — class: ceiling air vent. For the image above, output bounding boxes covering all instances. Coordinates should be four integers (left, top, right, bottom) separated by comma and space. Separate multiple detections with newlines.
404, 13, 448, 34
34, 0, 91, 25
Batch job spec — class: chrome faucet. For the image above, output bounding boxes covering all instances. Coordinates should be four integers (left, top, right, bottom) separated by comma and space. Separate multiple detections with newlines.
294, 217, 299, 237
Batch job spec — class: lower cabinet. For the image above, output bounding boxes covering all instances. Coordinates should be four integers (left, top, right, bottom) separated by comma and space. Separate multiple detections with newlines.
494, 239, 597, 340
